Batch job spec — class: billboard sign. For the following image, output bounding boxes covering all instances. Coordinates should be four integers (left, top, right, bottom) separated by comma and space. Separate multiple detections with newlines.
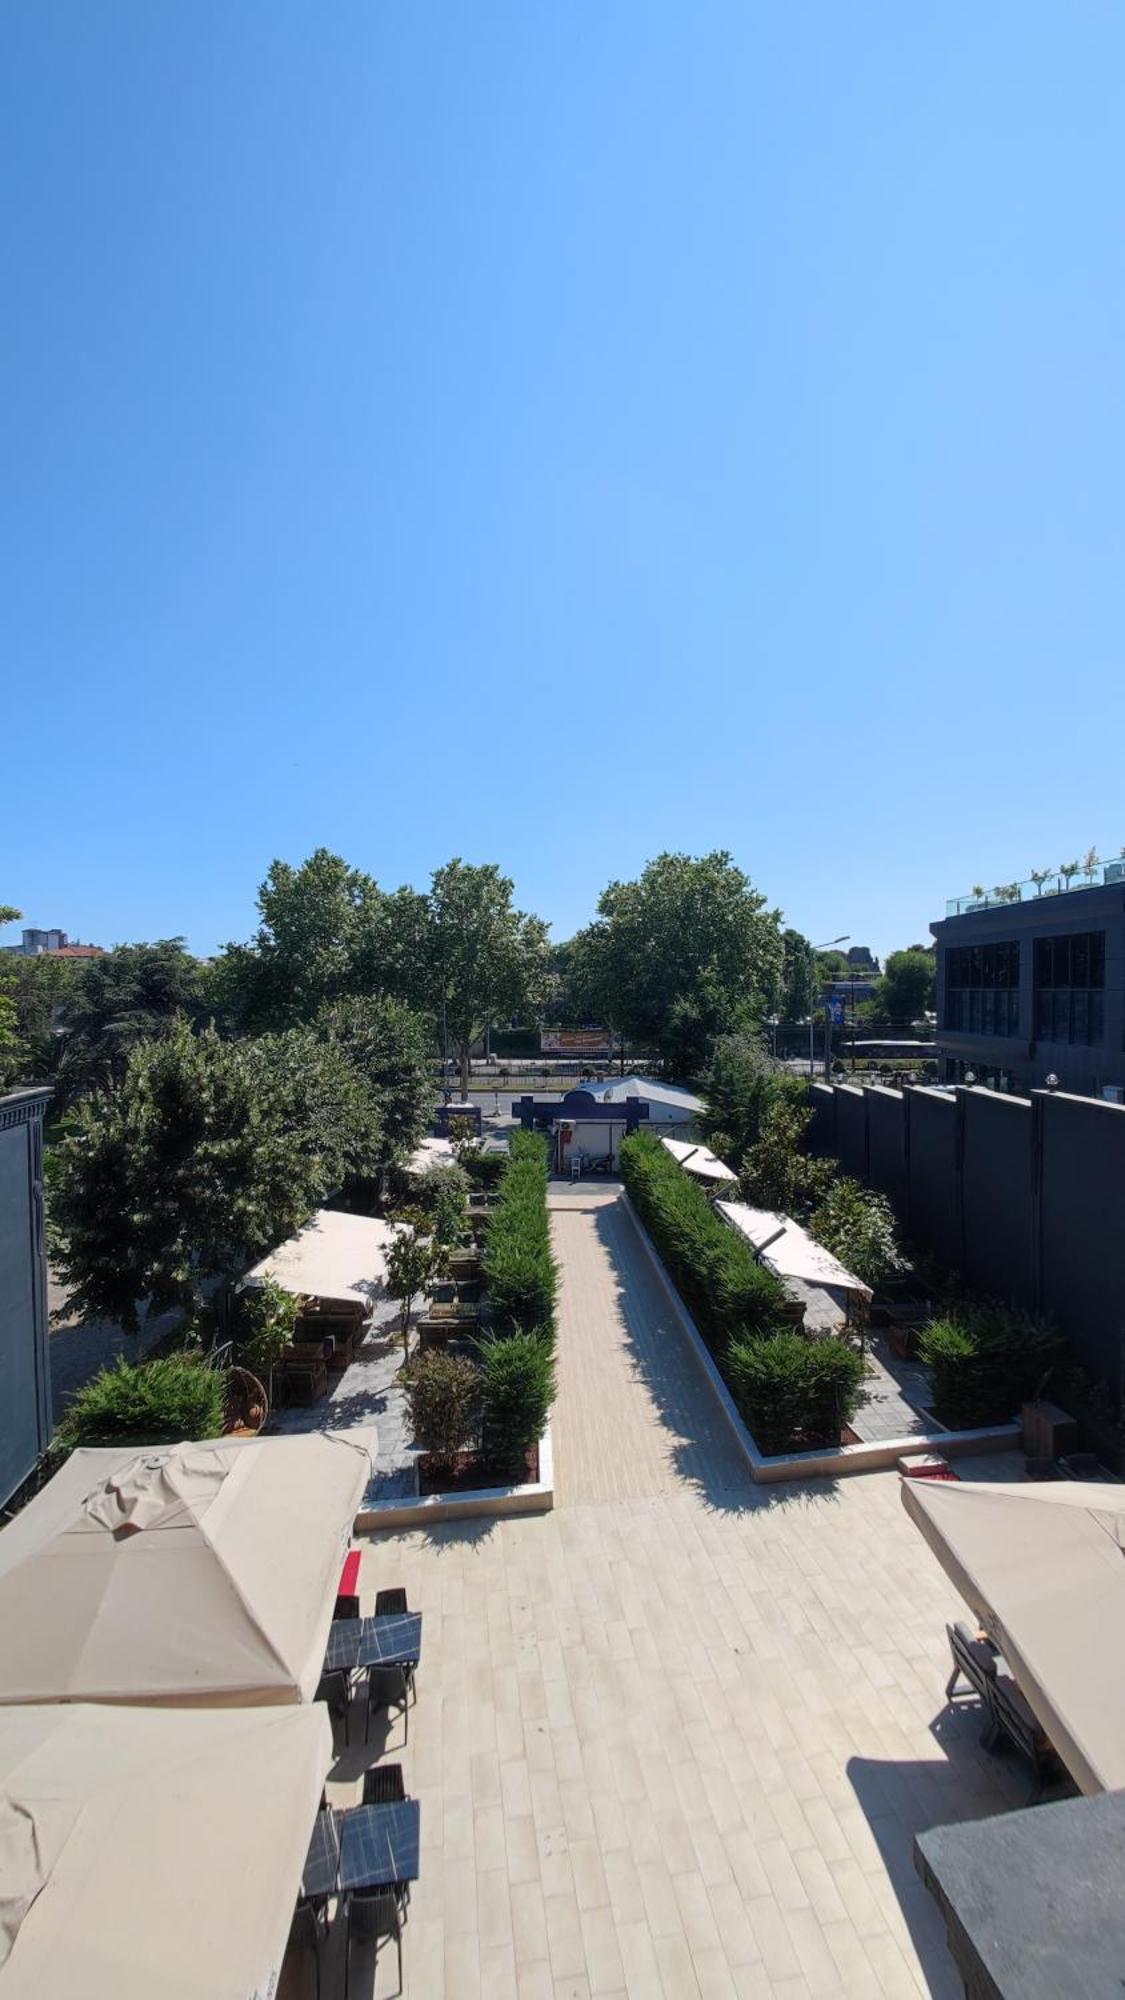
541, 1029, 612, 1055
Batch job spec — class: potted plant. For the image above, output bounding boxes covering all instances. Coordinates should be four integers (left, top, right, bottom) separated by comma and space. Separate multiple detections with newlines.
1082, 847, 1100, 883
1060, 859, 1080, 889
1030, 868, 1051, 895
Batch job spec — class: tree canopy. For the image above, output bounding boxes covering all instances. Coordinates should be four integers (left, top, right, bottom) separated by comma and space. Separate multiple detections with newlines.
568, 851, 784, 1076
780, 928, 816, 1020
424, 859, 549, 1094
52, 940, 208, 1111
212, 849, 387, 1032
50, 1019, 382, 1328
863, 947, 936, 1025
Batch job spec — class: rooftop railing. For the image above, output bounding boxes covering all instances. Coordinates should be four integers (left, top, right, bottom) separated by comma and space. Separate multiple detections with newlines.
946, 858, 1125, 918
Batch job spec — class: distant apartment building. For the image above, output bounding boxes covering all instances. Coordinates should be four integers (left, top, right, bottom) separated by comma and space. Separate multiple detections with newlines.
931, 862, 1125, 1099
4, 928, 105, 959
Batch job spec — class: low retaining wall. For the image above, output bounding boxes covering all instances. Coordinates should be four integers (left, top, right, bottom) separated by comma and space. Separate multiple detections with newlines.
356, 1423, 554, 1531
620, 1192, 1020, 1482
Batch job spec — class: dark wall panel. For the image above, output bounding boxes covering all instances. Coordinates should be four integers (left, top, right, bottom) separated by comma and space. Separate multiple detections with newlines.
960, 1091, 1033, 1303
905, 1090, 959, 1266
834, 1088, 868, 1180
866, 1087, 907, 1212
1040, 1094, 1125, 1378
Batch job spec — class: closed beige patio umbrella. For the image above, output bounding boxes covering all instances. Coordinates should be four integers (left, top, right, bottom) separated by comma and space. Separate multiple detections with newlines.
0, 1701, 331, 1999
901, 1475, 1125, 1796
0, 1429, 375, 1707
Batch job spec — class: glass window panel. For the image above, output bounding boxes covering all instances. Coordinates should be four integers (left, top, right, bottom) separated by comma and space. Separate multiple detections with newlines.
1091, 932, 1105, 987
1072, 991, 1090, 1044
1072, 934, 1089, 987
1092, 991, 1105, 1043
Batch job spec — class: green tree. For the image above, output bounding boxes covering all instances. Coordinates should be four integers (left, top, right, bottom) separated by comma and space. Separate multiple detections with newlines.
385, 1228, 441, 1360
569, 852, 784, 1077
2, 953, 75, 1084
868, 948, 935, 1025
701, 1032, 799, 1163
739, 1098, 836, 1215
50, 1020, 372, 1330
780, 929, 817, 1020
425, 859, 549, 1097
809, 1178, 905, 1288
53, 940, 207, 1110
213, 849, 387, 1032
315, 994, 434, 1172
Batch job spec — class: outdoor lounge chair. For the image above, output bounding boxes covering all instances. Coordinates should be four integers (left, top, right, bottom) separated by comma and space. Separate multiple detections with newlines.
988, 1675, 1055, 1802
345, 1887, 402, 2000
945, 1619, 999, 1718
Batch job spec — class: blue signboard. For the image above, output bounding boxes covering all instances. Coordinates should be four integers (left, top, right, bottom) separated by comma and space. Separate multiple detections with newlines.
826, 995, 846, 1026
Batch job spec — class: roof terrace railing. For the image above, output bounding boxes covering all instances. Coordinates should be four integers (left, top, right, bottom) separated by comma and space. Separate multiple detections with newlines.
946, 857, 1125, 918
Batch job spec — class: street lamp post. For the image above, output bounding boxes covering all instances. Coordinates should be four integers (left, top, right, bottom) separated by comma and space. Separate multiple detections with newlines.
811, 936, 851, 1080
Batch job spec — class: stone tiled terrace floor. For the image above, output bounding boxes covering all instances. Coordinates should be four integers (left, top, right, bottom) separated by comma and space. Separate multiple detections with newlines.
284, 1185, 1027, 2000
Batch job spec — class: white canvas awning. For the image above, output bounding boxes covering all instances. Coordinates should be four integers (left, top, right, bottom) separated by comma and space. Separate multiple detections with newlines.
0, 1701, 331, 1999
241, 1207, 404, 1307
0, 1431, 374, 1707
660, 1137, 738, 1184
902, 1477, 1125, 1797
715, 1201, 872, 1302
404, 1135, 455, 1175
578, 1075, 703, 1121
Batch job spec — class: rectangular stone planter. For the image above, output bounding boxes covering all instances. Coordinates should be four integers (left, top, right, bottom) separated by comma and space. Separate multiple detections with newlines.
355, 1422, 554, 1531
621, 1192, 1021, 1483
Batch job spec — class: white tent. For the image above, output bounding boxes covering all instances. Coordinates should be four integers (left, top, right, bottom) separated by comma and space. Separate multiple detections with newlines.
902, 1477, 1125, 1797
660, 1137, 738, 1185
579, 1075, 703, 1122
241, 1206, 403, 1308
0, 1431, 374, 1707
715, 1201, 872, 1302
404, 1135, 455, 1176
0, 1701, 331, 1999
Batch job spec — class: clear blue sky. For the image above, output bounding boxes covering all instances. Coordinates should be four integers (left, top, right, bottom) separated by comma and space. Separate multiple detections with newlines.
4, 3, 1124, 964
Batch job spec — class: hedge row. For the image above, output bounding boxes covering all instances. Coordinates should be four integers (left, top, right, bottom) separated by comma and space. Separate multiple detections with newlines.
621, 1131, 865, 1454
483, 1130, 558, 1339
619, 1131, 783, 1354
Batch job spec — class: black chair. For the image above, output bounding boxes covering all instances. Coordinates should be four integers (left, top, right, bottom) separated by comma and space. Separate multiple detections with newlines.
366, 1664, 410, 1746
362, 1766, 410, 1905
345, 1887, 402, 1999
294, 1900, 326, 2000
362, 1762, 406, 1805
374, 1591, 418, 1707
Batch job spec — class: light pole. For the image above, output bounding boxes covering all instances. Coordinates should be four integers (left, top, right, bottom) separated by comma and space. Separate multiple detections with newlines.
810, 936, 850, 1079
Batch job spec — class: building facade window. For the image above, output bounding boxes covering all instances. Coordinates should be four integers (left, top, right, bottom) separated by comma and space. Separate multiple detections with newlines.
942, 941, 1020, 1036
1033, 931, 1105, 1045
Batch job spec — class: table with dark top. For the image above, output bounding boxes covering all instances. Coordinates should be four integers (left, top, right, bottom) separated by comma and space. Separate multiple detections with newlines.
915, 1789, 1125, 1999
323, 1613, 422, 1677
300, 1808, 341, 1906
339, 1799, 421, 1893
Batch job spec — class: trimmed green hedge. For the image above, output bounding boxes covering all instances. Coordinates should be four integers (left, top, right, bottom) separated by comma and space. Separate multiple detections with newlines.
921, 1306, 1062, 1429
480, 1331, 556, 1482
60, 1354, 227, 1447
726, 1333, 865, 1455
482, 1130, 557, 1341
620, 1131, 783, 1353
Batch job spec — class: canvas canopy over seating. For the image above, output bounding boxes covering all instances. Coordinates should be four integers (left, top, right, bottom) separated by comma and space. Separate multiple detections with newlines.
660, 1137, 738, 1185
902, 1476, 1125, 1797
715, 1201, 873, 1303
0, 1429, 374, 1707
0, 1700, 331, 1999
240, 1206, 403, 1310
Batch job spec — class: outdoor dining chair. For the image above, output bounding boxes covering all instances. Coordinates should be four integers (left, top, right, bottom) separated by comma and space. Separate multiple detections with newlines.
344, 1886, 402, 1999
374, 1591, 418, 1707
366, 1663, 411, 1747
362, 1765, 410, 1905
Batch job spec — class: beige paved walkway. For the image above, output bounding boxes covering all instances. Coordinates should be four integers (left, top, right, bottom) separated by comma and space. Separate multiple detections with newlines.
550, 1186, 749, 1505
285, 1189, 1031, 2000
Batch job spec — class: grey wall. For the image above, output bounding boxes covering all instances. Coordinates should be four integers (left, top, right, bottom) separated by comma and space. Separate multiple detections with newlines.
809, 1080, 1125, 1383
0, 1090, 51, 1504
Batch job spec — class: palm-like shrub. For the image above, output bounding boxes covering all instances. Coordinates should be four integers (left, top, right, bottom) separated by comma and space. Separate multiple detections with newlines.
60, 1353, 227, 1447
479, 1332, 555, 1482
921, 1306, 1061, 1429
726, 1334, 865, 1455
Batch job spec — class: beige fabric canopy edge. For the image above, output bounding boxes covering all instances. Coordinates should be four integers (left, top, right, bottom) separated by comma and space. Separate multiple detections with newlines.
901, 1476, 1125, 1797
0, 1701, 331, 1999
0, 1430, 375, 1708
241, 1206, 405, 1307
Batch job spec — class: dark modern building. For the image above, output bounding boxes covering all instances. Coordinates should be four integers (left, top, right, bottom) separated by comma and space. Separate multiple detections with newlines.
931, 869, 1125, 1099
0, 1087, 52, 1504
